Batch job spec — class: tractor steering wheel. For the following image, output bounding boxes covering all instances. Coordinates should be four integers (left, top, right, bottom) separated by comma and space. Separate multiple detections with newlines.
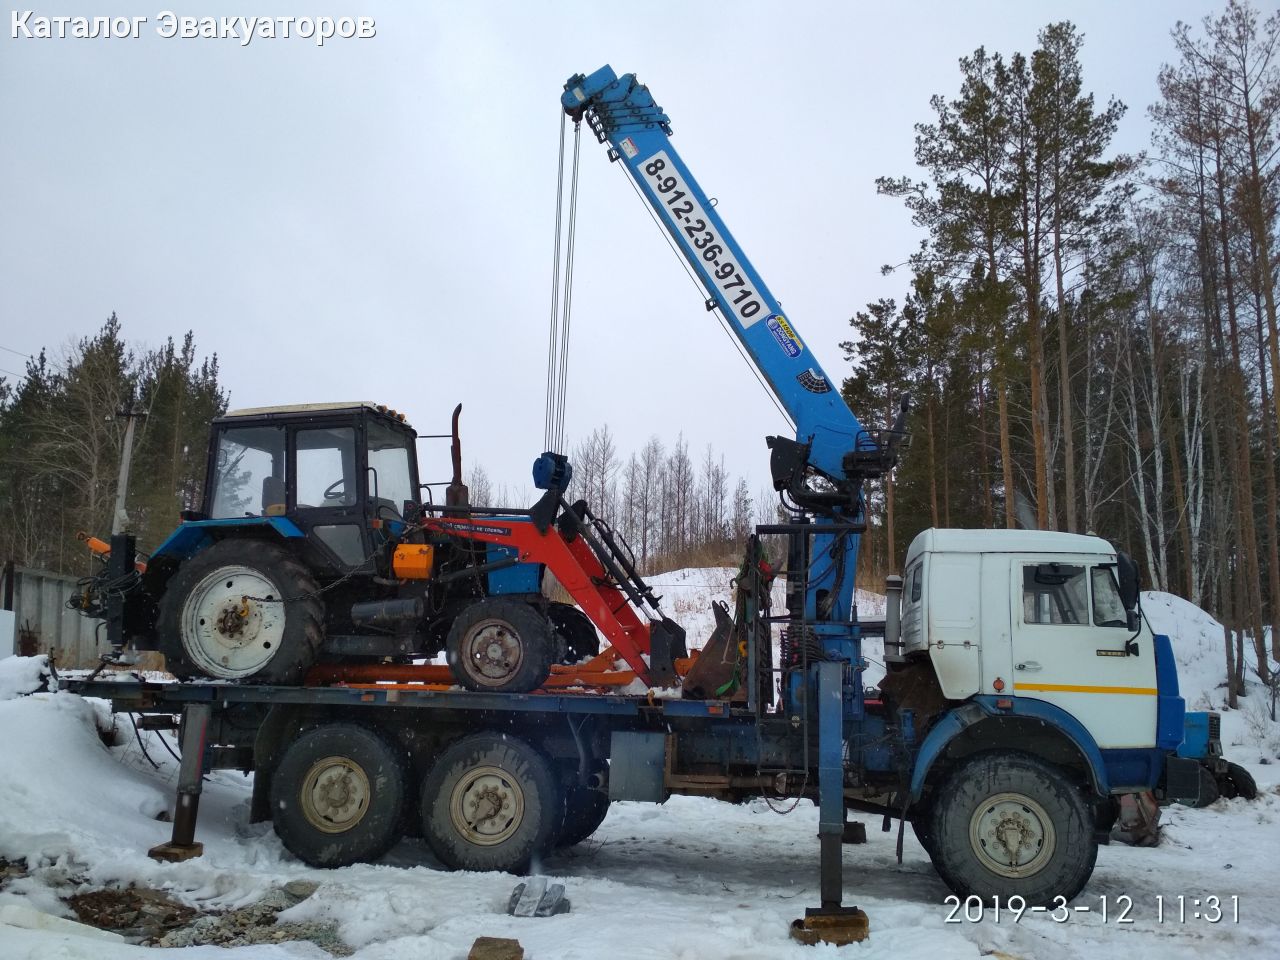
323, 478, 346, 501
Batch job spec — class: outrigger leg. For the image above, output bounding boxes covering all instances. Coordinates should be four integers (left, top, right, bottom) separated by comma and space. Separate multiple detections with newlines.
147, 702, 211, 862
790, 661, 869, 945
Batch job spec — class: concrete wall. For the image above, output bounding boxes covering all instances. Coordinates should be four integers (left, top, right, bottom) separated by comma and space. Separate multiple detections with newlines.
1, 565, 107, 668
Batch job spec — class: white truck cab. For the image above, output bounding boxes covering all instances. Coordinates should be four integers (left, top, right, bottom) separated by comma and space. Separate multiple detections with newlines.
897, 528, 1157, 754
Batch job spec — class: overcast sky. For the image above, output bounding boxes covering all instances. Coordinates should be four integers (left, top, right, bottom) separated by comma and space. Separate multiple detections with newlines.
0, 0, 1220, 503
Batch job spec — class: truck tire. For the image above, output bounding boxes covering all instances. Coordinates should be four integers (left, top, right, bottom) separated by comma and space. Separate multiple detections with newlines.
930, 752, 1096, 906
156, 539, 322, 683
556, 786, 610, 848
445, 599, 554, 692
420, 733, 562, 872
547, 603, 601, 664
270, 724, 406, 868
1219, 761, 1257, 801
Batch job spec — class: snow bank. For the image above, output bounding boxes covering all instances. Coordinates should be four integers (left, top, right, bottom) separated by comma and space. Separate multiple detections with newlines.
0, 655, 49, 701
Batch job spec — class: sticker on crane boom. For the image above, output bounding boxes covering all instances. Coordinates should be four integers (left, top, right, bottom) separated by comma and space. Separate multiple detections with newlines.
766, 314, 803, 358
797, 369, 831, 393
637, 149, 766, 329
619, 137, 638, 159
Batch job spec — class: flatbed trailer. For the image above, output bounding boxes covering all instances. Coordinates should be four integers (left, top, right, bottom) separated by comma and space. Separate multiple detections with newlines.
61, 663, 869, 914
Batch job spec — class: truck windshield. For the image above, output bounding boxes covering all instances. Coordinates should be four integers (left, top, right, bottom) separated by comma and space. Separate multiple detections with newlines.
209, 425, 286, 519
367, 420, 413, 518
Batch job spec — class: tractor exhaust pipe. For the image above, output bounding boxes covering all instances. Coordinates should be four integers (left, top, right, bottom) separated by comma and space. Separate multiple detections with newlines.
445, 403, 469, 508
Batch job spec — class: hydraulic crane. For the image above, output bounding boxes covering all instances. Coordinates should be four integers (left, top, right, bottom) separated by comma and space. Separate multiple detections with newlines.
562, 64, 907, 940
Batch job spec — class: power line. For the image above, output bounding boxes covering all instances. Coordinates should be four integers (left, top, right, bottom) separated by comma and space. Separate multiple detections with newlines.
0, 366, 27, 380
0, 345, 33, 359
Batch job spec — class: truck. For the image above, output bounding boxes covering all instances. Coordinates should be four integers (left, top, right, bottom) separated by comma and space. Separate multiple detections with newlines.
64, 64, 1197, 943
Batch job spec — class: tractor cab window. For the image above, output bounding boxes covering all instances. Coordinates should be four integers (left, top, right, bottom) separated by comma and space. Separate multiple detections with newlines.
295, 427, 357, 508
1022, 563, 1088, 625
209, 425, 286, 519
1091, 566, 1128, 627
366, 420, 413, 519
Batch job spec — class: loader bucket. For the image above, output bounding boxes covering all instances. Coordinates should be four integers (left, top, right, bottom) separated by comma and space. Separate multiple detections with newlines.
680, 602, 742, 700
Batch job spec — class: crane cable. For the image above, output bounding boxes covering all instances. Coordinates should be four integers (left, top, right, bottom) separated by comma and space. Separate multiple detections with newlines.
544, 113, 583, 454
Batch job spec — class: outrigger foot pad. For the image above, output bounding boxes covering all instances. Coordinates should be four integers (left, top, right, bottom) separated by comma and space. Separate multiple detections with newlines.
789, 906, 869, 946
147, 841, 204, 863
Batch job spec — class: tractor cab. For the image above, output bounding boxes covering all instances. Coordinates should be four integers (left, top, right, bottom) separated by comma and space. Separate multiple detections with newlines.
201, 402, 419, 575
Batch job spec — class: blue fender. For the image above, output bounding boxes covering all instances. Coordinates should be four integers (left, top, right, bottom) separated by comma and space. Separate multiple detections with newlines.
151, 517, 306, 562
909, 696, 1112, 801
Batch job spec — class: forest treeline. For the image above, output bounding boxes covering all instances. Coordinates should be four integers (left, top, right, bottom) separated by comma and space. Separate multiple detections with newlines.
844, 3, 1279, 700
0, 315, 228, 572
466, 424, 773, 575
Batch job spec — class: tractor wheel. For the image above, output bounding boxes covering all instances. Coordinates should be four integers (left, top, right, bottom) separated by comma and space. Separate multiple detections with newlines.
547, 603, 601, 664
156, 539, 323, 683
445, 599, 554, 693
270, 724, 407, 868
556, 784, 611, 848
1194, 764, 1220, 807
930, 752, 1096, 906
420, 733, 562, 873
1219, 761, 1258, 801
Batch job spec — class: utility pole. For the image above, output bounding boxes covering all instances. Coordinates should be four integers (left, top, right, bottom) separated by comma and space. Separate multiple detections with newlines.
111, 404, 146, 535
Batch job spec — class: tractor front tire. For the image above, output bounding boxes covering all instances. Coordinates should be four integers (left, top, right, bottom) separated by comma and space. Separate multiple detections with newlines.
270, 724, 407, 867
1220, 761, 1258, 801
156, 538, 323, 683
445, 599, 554, 693
420, 733, 562, 873
548, 603, 601, 664
930, 752, 1096, 906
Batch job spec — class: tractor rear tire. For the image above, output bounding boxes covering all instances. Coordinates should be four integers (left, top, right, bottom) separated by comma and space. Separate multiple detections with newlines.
420, 733, 562, 873
445, 599, 554, 693
156, 539, 323, 683
930, 752, 1096, 906
270, 723, 407, 868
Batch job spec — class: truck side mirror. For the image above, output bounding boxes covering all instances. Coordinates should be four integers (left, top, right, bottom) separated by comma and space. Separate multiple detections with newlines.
1116, 552, 1140, 611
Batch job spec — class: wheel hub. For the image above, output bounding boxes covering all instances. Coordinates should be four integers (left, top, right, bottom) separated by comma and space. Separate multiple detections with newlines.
180, 565, 286, 677
463, 619, 524, 685
969, 792, 1055, 878
451, 766, 523, 846
300, 757, 370, 833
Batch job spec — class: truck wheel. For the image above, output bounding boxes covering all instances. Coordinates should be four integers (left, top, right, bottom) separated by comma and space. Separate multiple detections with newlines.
420, 733, 562, 872
547, 603, 601, 664
1220, 761, 1257, 801
556, 786, 610, 848
156, 539, 322, 683
445, 600, 554, 692
931, 752, 1096, 906
270, 724, 406, 868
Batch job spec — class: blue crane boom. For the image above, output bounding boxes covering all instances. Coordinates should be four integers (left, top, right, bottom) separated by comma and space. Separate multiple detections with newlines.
562, 65, 903, 651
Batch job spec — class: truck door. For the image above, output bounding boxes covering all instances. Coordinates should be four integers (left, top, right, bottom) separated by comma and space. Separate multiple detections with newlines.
1009, 558, 1157, 750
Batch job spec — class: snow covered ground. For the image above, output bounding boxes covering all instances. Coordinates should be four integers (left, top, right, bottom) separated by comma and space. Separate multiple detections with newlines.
0, 581, 1277, 959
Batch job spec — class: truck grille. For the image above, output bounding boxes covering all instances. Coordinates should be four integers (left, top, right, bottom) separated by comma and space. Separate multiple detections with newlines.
1208, 713, 1221, 743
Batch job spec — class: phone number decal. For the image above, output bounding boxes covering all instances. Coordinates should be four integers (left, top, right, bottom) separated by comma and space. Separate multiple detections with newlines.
640, 151, 766, 329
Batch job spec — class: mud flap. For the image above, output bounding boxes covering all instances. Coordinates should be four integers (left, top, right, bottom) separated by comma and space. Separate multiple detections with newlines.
679, 602, 739, 699
647, 617, 687, 687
